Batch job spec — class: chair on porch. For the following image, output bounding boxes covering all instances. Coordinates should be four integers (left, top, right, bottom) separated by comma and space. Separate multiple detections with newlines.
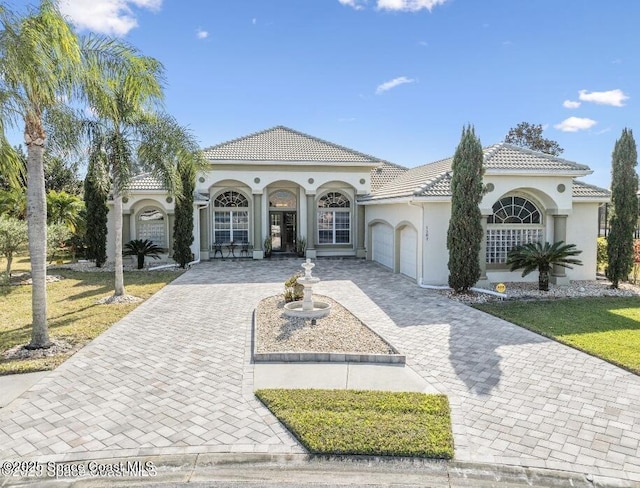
239, 242, 252, 257
211, 242, 224, 259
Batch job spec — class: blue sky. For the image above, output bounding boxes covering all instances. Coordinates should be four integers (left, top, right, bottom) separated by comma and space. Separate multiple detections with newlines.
11, 0, 639, 187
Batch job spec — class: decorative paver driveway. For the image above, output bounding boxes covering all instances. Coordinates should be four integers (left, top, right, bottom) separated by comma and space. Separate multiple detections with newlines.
1, 259, 640, 482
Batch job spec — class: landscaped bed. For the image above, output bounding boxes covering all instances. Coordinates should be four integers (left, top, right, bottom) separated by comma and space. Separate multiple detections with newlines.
0, 259, 182, 375
256, 389, 454, 459
255, 295, 395, 355
475, 296, 640, 374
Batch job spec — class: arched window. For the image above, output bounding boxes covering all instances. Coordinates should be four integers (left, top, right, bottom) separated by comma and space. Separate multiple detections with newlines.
488, 196, 541, 224
214, 191, 248, 208
137, 207, 167, 249
486, 195, 543, 264
213, 191, 249, 243
317, 192, 351, 244
269, 190, 296, 209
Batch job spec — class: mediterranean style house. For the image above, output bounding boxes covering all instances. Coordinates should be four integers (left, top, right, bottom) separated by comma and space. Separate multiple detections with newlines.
106, 126, 610, 285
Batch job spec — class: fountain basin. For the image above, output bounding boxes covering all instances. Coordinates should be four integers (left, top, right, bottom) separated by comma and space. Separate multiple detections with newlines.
283, 300, 332, 319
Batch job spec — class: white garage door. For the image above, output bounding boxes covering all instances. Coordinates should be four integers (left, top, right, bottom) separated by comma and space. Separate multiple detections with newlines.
399, 226, 417, 279
372, 223, 393, 270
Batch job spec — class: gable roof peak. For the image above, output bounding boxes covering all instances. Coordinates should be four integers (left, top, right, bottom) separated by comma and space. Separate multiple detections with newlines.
202, 125, 386, 164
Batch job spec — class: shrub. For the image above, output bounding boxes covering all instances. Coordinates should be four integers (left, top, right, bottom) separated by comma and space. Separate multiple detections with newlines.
283, 272, 303, 302
597, 237, 607, 273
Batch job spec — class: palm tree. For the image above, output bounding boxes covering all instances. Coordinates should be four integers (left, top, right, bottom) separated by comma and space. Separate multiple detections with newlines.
0, 1, 84, 348
0, 1, 159, 348
124, 239, 163, 269
507, 241, 583, 291
82, 66, 202, 298
46, 190, 83, 232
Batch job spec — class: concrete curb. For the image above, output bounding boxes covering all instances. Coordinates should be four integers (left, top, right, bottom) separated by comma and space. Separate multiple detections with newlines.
1, 452, 635, 487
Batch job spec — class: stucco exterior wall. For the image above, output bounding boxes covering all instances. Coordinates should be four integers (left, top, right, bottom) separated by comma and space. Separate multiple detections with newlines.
481, 175, 574, 215
107, 193, 176, 263
422, 202, 451, 285
197, 164, 373, 197
566, 201, 599, 280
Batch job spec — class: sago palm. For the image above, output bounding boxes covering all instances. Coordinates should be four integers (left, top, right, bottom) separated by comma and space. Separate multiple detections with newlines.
123, 239, 163, 270
507, 241, 583, 291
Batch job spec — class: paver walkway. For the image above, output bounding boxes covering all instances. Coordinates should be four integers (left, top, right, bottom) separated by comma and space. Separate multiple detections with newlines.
1, 259, 639, 483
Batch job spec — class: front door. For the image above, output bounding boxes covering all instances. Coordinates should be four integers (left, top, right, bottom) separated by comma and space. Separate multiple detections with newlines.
270, 211, 296, 253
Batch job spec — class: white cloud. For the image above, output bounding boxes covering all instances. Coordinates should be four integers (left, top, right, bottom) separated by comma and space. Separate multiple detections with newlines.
376, 0, 448, 11
563, 100, 581, 109
338, 0, 366, 10
578, 89, 629, 107
59, 0, 161, 36
554, 117, 597, 132
196, 28, 208, 39
375, 76, 415, 94
252, 18, 257, 25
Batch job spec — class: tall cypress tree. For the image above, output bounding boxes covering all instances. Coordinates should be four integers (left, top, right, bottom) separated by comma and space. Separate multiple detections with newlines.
83, 155, 108, 267
173, 158, 195, 268
447, 125, 485, 292
606, 128, 638, 288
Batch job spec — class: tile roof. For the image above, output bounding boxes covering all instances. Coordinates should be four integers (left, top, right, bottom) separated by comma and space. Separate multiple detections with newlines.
363, 143, 594, 201
202, 126, 384, 164
483, 143, 591, 172
572, 180, 610, 199
129, 173, 165, 191
370, 162, 408, 192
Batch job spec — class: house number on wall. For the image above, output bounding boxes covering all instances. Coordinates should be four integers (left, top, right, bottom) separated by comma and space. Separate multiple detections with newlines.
425, 226, 429, 241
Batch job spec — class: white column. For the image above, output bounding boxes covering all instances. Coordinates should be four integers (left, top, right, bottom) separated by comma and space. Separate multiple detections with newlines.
253, 192, 263, 259
306, 193, 316, 258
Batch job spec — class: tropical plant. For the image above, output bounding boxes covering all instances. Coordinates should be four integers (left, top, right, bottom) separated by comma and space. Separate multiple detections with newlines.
79, 67, 201, 297
447, 125, 484, 293
0, 215, 28, 276
46, 190, 83, 232
0, 0, 153, 348
296, 236, 307, 257
0, 189, 27, 219
123, 239, 164, 270
83, 155, 109, 267
507, 241, 583, 291
606, 128, 638, 288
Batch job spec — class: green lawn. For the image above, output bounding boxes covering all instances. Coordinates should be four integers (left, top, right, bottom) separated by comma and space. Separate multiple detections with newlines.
0, 256, 182, 375
256, 389, 454, 459
475, 297, 640, 374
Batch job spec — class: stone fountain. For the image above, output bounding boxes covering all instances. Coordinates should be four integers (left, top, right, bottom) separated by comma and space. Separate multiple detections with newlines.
283, 259, 331, 319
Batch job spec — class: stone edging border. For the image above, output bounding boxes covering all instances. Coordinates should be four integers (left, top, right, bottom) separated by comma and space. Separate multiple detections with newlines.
253, 351, 405, 364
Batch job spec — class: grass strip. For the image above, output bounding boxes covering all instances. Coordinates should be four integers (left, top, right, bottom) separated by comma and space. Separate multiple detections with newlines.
256, 388, 454, 458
